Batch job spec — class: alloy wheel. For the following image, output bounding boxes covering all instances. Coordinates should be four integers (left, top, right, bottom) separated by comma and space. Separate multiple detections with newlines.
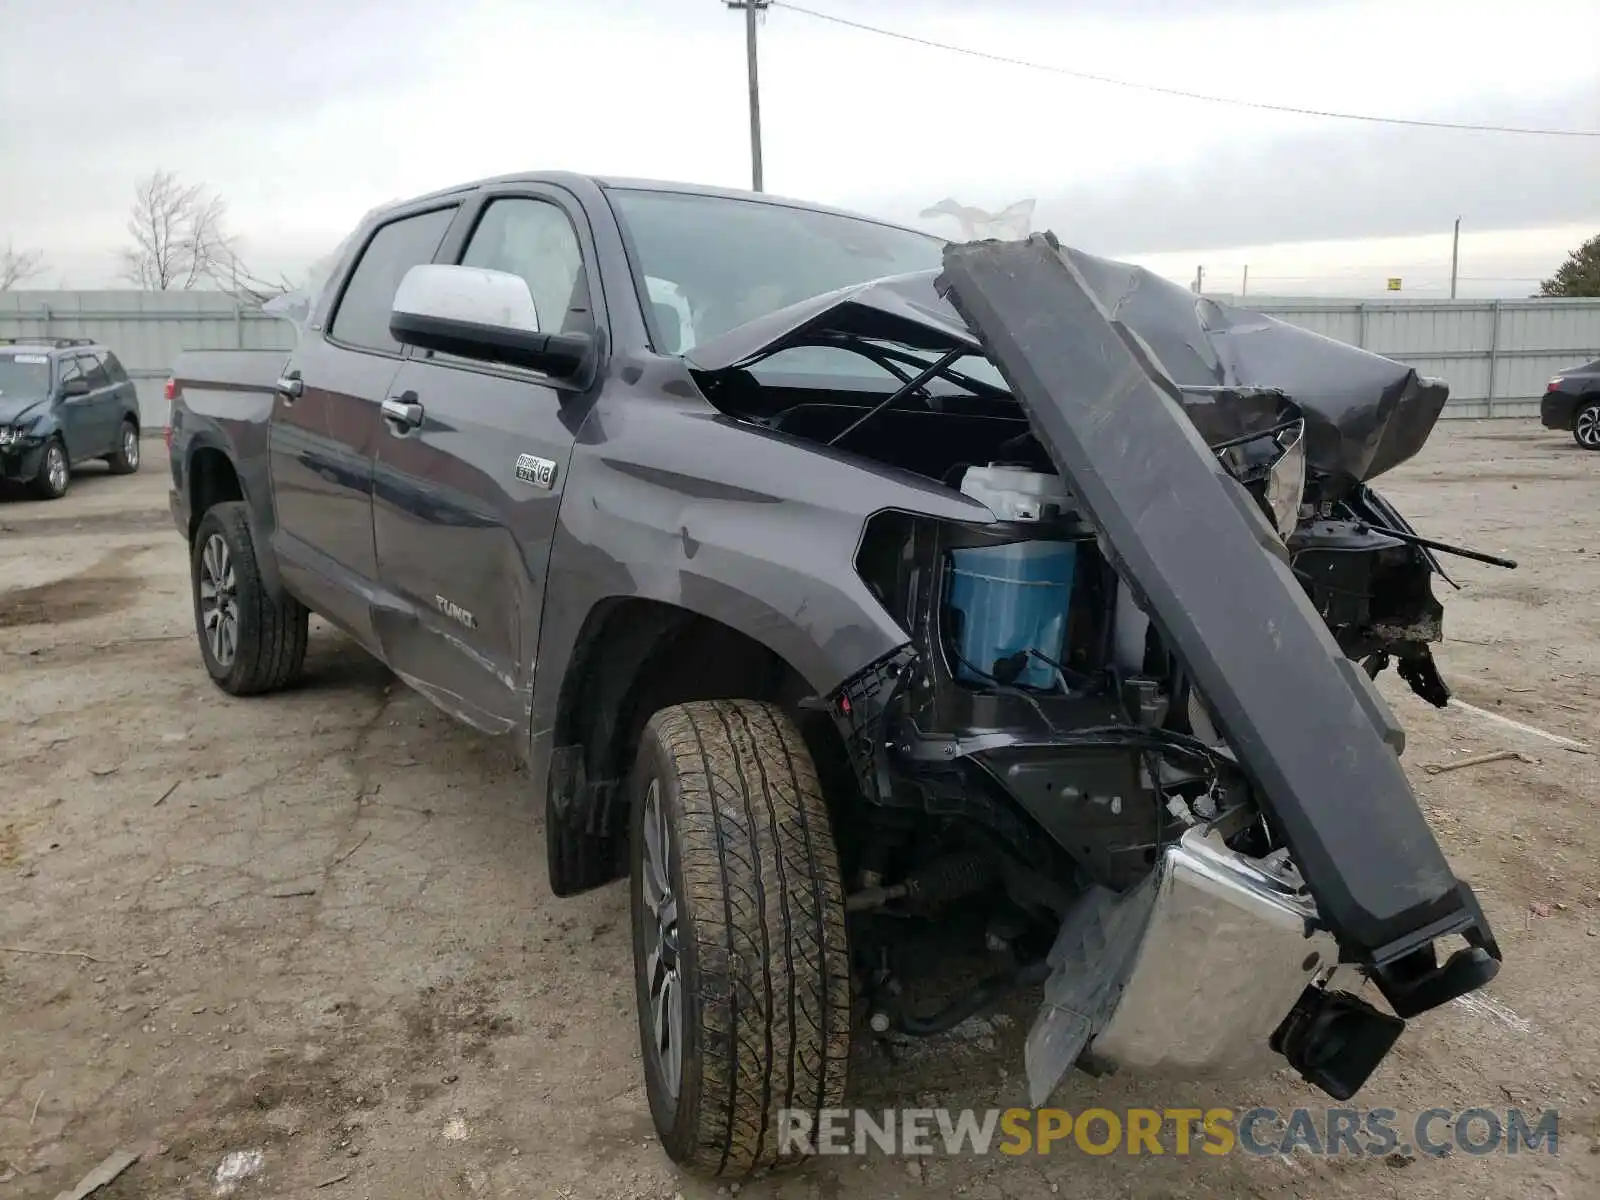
124, 428, 140, 469
199, 533, 239, 666
46, 444, 67, 493
1577, 404, 1600, 450
640, 778, 684, 1099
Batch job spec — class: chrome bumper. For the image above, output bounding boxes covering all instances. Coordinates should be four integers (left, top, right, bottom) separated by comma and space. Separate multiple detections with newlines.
1024, 824, 1338, 1106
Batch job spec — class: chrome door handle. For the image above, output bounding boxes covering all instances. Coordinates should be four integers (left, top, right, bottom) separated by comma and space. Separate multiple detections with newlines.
381, 396, 424, 429
275, 374, 303, 400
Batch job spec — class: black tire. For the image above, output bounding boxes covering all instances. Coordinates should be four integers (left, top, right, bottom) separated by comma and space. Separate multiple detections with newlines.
191, 501, 308, 695
1574, 400, 1600, 452
107, 419, 141, 474
629, 700, 850, 1179
30, 437, 69, 500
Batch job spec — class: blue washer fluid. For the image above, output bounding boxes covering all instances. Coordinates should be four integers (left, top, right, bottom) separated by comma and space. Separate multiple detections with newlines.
947, 540, 1078, 689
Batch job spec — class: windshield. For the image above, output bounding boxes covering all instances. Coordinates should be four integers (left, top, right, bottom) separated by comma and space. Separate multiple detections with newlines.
0, 353, 51, 399
608, 188, 946, 354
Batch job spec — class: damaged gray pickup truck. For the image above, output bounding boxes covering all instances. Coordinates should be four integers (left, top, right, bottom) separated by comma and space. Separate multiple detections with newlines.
166, 174, 1503, 1178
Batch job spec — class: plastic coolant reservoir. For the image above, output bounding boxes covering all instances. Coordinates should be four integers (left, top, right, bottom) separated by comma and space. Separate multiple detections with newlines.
958, 464, 1075, 522
950, 466, 1079, 690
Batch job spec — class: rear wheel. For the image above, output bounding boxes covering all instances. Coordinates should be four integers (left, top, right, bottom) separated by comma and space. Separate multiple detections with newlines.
1575, 401, 1600, 451
30, 438, 69, 500
191, 501, 308, 695
107, 420, 141, 474
630, 700, 850, 1178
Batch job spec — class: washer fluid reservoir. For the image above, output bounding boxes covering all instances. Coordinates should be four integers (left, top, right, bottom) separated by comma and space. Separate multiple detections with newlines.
949, 466, 1079, 690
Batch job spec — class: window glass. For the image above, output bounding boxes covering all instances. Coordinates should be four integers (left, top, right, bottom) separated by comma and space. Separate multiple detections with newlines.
57, 356, 84, 391
0, 353, 51, 396
78, 352, 111, 389
329, 207, 457, 352
609, 188, 946, 353
101, 351, 130, 384
460, 198, 590, 336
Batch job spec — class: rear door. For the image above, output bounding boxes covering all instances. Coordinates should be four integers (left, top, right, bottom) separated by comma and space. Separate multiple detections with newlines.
371, 188, 598, 732
267, 204, 458, 640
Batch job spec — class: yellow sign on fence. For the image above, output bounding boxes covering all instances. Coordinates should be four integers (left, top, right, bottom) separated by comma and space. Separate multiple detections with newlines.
1387, 277, 1403, 291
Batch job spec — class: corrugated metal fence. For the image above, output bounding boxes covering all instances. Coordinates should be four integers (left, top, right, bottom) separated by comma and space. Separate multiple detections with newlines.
3, 289, 1598, 427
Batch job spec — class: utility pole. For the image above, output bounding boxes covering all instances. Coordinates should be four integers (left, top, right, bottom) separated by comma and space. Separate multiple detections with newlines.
1241, 265, 1249, 297
1192, 264, 1205, 294
725, 0, 771, 191
1449, 216, 1461, 299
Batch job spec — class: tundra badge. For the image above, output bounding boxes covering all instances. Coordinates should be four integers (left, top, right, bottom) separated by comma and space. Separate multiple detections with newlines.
434, 595, 477, 630
515, 453, 558, 489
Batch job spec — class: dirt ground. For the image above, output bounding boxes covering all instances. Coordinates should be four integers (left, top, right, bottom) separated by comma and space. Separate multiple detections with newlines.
2, 424, 1597, 1200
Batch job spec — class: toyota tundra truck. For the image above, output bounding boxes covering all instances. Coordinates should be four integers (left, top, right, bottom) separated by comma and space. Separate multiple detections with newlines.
167, 172, 1504, 1178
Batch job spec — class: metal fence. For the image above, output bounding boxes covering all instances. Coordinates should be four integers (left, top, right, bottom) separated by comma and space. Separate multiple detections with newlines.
3, 290, 1598, 427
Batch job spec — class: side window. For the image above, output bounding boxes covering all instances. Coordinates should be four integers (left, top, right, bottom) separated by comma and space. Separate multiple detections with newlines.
57, 356, 84, 393
78, 352, 111, 389
460, 198, 591, 336
329, 207, 457, 353
101, 351, 130, 384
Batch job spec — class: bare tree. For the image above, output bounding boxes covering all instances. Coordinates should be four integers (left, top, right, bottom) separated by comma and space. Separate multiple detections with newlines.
120, 169, 234, 290
1, 239, 47, 290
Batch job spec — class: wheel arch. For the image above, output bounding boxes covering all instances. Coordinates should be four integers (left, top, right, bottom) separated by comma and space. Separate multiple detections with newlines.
543, 596, 849, 897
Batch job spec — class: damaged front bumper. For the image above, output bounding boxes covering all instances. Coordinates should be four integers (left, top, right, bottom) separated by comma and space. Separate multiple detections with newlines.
1024, 824, 1375, 1105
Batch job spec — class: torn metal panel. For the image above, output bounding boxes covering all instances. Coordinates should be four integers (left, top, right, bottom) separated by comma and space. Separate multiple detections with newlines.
936, 234, 1485, 960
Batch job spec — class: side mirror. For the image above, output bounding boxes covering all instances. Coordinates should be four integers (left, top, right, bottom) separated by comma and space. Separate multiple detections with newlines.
61, 378, 91, 398
389, 264, 592, 381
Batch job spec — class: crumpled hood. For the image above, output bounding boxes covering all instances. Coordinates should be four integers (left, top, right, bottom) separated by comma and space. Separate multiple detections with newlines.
0, 395, 49, 426
686, 248, 1449, 485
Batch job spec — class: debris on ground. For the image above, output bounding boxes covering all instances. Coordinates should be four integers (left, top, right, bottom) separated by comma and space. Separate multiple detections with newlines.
1422, 749, 1534, 775
50, 1147, 139, 1200
213, 1149, 264, 1196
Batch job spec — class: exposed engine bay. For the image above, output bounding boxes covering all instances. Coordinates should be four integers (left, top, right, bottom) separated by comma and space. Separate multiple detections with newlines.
685, 235, 1508, 1104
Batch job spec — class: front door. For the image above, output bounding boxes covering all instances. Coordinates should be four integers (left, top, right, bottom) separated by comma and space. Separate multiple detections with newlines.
266, 204, 458, 640
371, 191, 596, 732
54, 356, 98, 459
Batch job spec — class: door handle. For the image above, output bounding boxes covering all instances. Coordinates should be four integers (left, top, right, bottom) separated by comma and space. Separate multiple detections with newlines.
275, 372, 303, 401
382, 395, 424, 430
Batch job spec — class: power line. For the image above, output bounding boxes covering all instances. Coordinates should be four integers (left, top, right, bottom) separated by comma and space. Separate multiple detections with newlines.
771, 1, 1600, 139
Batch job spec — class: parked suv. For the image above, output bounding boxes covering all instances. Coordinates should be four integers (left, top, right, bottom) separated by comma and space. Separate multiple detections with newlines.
0, 337, 142, 498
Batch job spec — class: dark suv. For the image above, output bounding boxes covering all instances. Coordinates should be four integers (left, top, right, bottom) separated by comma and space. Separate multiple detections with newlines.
0, 337, 143, 498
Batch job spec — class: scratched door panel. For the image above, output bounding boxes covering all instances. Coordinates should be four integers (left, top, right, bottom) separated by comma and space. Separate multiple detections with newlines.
371, 357, 575, 733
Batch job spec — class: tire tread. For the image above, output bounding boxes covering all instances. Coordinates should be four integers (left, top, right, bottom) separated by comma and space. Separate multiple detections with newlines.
646, 699, 850, 1177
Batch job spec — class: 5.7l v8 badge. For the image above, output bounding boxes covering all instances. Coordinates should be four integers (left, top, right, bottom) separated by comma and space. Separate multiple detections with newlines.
515, 453, 558, 490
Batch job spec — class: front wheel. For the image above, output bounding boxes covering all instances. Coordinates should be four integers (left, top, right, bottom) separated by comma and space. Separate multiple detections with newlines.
191, 501, 309, 695
1574, 401, 1600, 451
107, 420, 141, 474
30, 438, 69, 500
630, 700, 851, 1178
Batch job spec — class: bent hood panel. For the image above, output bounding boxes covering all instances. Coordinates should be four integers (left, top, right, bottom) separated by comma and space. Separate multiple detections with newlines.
685, 258, 1447, 485
0, 396, 49, 426
937, 235, 1470, 958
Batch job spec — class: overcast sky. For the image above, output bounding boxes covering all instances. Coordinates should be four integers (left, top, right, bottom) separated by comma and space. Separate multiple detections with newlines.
1, 0, 1596, 296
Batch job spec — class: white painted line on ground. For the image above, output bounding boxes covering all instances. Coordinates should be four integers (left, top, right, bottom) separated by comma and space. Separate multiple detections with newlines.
1447, 698, 1592, 752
